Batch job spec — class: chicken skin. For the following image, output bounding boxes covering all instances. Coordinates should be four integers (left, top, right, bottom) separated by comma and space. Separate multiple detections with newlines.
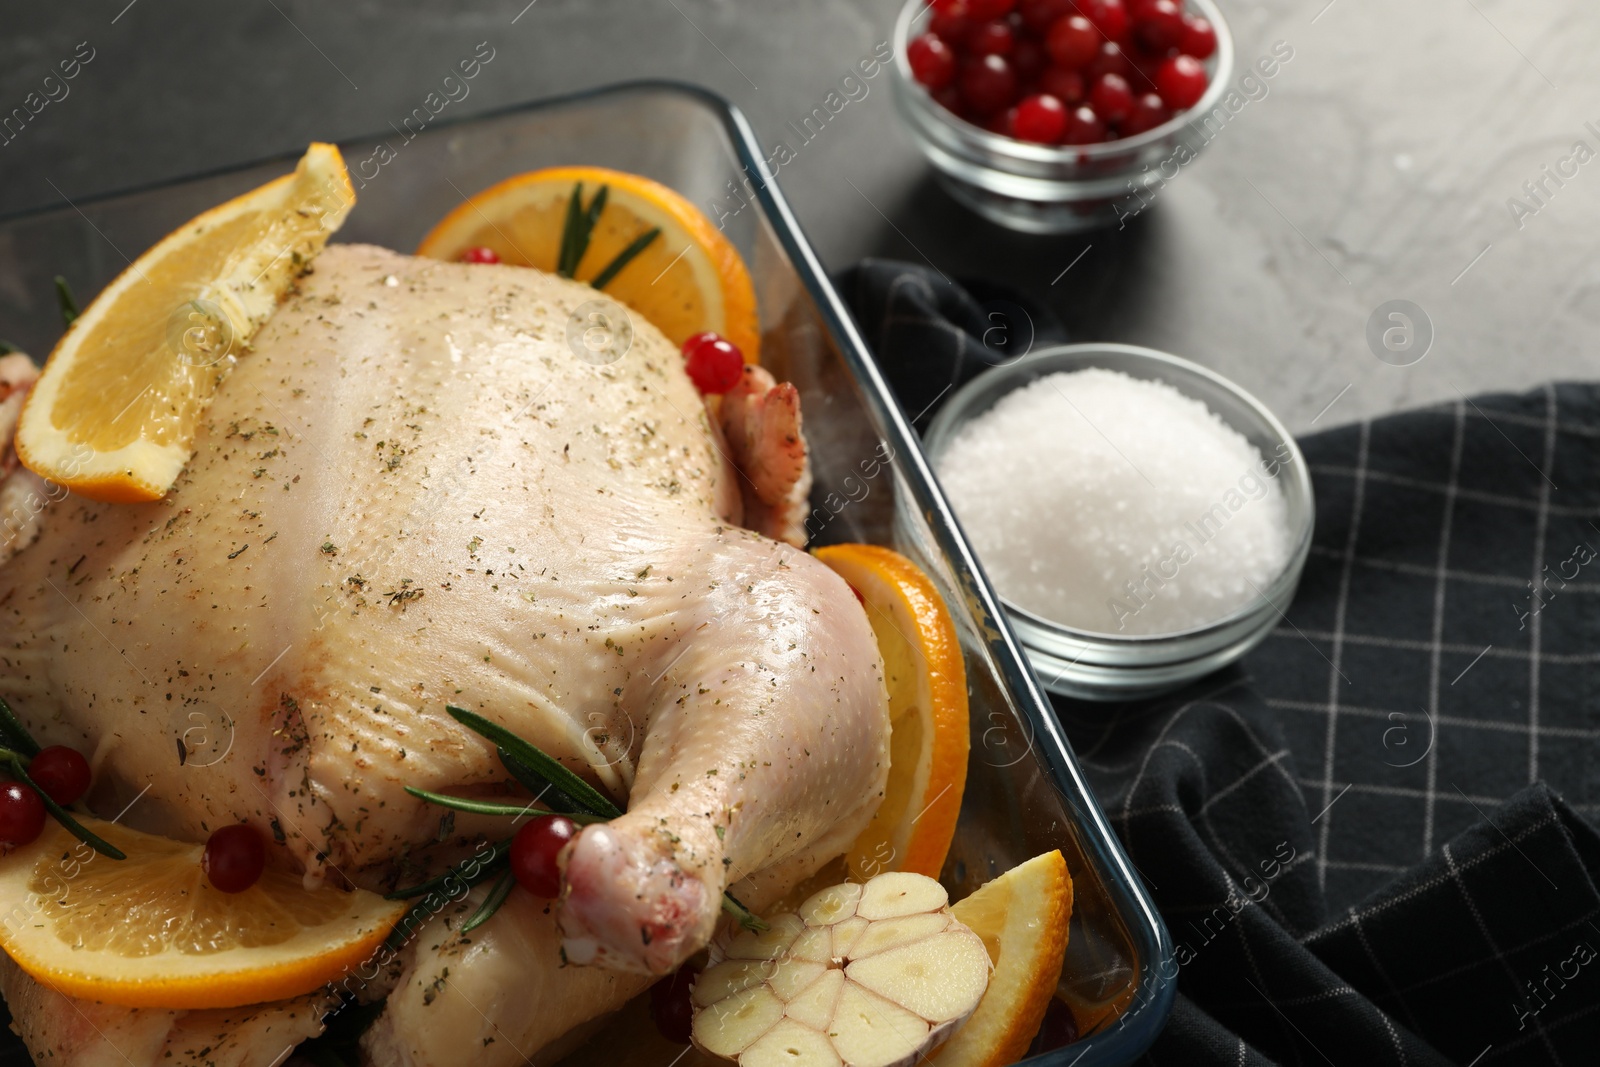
0, 245, 890, 1065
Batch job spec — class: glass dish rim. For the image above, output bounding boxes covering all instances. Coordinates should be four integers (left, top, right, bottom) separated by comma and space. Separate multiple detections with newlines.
923, 342, 1316, 646
0, 79, 1178, 1064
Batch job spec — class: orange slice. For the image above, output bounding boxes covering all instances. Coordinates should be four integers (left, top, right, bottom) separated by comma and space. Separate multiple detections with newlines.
415, 165, 760, 359
0, 819, 406, 1009
815, 544, 969, 881
16, 143, 353, 503
932, 850, 1074, 1067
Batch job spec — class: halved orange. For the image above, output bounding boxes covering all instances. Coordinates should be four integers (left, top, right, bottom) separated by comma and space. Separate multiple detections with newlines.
815, 544, 969, 882
0, 819, 406, 1010
933, 850, 1074, 1067
415, 165, 760, 360
16, 143, 353, 503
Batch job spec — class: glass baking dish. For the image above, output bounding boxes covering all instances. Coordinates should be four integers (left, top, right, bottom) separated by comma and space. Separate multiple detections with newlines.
0, 82, 1174, 1066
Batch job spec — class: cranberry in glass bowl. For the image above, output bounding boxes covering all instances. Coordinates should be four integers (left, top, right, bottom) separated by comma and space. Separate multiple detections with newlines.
892, 0, 1234, 232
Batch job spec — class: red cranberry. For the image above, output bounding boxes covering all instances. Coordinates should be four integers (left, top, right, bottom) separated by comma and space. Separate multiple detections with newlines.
908, 33, 958, 89
650, 963, 702, 1044
933, 84, 967, 118
1060, 104, 1107, 144
682, 332, 745, 394
1155, 53, 1208, 109
1018, 0, 1074, 32
1038, 66, 1086, 104
1086, 40, 1133, 80
1013, 93, 1068, 142
1180, 15, 1218, 59
1044, 14, 1098, 69
1012, 38, 1047, 82
959, 53, 1018, 115
1129, 47, 1170, 83
966, 0, 1015, 17
929, 0, 974, 44
1031, 997, 1080, 1053
1076, 0, 1129, 41
985, 106, 1018, 136
968, 19, 1015, 55
203, 824, 266, 893
1119, 91, 1171, 134
460, 247, 500, 265
0, 783, 45, 847
1134, 0, 1186, 52
510, 814, 577, 898
1089, 73, 1134, 123
28, 746, 90, 807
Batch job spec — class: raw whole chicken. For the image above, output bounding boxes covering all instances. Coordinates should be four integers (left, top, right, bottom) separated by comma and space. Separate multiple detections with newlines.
0, 245, 890, 1065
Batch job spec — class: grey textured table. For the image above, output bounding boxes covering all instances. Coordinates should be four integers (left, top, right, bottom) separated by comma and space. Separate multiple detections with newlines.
3, 0, 1597, 433
0, 1, 1596, 1063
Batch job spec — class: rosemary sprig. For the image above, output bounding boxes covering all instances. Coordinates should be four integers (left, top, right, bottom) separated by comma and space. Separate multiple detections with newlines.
54, 276, 78, 327
722, 893, 765, 933
585, 186, 608, 230
0, 696, 41, 758
434, 705, 766, 933
386, 836, 511, 900
402, 787, 532, 819
447, 706, 621, 819
589, 227, 661, 290
557, 183, 609, 279
580, 186, 608, 266
0, 748, 124, 859
498, 746, 586, 814
556, 183, 586, 278
402, 784, 609, 825
384, 837, 513, 952
553, 182, 660, 290
0, 696, 123, 859
460, 868, 515, 934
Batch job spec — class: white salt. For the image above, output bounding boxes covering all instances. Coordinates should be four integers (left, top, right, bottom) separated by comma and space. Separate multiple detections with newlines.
936, 369, 1293, 636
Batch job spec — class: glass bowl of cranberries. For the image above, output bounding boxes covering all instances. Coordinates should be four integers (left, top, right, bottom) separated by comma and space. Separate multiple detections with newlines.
894, 0, 1233, 233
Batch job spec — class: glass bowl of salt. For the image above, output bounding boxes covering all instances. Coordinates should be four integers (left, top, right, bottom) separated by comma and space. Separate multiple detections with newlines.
923, 343, 1314, 701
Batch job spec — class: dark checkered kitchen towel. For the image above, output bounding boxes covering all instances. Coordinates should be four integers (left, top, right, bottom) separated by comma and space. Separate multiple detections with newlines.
841, 260, 1600, 1067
